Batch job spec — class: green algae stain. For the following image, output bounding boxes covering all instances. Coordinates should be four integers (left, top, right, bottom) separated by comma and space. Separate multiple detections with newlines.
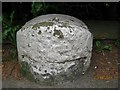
53, 29, 64, 39
32, 22, 54, 30
20, 61, 35, 81
58, 22, 68, 28
61, 22, 68, 28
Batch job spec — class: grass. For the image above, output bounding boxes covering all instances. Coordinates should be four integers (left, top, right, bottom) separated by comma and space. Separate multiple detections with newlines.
95, 40, 112, 52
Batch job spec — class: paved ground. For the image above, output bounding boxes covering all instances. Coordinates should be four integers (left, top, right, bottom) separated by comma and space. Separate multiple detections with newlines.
2, 66, 118, 88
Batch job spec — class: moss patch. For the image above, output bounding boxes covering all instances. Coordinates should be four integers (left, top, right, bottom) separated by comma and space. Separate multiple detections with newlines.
53, 29, 64, 39
20, 61, 34, 81
32, 22, 54, 30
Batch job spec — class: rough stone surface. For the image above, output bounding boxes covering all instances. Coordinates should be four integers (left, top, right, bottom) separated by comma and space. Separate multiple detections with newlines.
17, 14, 93, 85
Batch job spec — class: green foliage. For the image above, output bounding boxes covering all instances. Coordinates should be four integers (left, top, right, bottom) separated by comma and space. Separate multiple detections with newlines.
10, 11, 15, 23
115, 39, 120, 47
2, 11, 21, 46
103, 44, 112, 51
31, 2, 48, 17
2, 11, 21, 60
95, 41, 112, 52
95, 41, 103, 52
0, 15, 2, 22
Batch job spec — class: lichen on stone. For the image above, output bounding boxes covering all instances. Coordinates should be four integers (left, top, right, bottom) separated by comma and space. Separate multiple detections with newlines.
59, 22, 68, 28
53, 29, 64, 39
32, 22, 54, 30
52, 17, 60, 22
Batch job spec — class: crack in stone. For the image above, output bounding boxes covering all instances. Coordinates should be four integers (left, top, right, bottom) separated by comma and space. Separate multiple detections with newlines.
46, 57, 87, 64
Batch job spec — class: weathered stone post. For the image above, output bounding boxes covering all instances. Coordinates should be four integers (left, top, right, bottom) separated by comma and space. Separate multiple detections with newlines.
17, 14, 93, 85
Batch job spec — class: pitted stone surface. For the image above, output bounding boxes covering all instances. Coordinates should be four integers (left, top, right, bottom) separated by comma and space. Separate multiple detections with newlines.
17, 14, 93, 85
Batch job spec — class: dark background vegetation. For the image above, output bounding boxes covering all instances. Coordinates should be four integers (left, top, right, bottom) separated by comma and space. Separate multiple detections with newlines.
3, 2, 120, 24
2, 2, 120, 46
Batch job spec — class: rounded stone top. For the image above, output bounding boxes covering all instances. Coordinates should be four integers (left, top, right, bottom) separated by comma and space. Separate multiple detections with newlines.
18, 14, 92, 63
24, 14, 88, 29
17, 14, 93, 85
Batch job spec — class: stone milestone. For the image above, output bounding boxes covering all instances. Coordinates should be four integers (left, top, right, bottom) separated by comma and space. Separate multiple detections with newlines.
17, 14, 93, 85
